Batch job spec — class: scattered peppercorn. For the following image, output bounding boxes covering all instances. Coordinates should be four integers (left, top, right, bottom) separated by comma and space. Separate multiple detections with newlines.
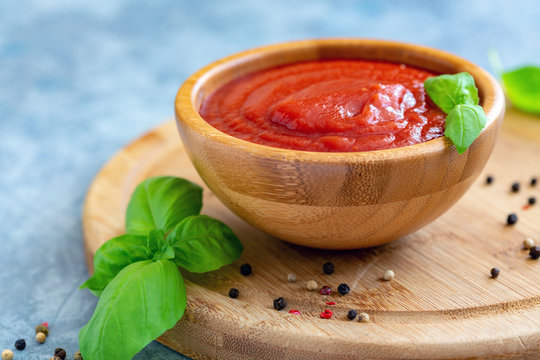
511, 182, 521, 193
54, 348, 67, 360
14, 339, 26, 350
228, 288, 239, 298
486, 175, 494, 184
347, 309, 357, 320
358, 312, 370, 323
287, 273, 297, 283
35, 324, 49, 336
326, 301, 336, 305
529, 196, 536, 205
306, 280, 318, 291
507, 213, 518, 225
74, 351, 83, 360
531, 177, 538, 186
1, 350, 14, 360
383, 270, 395, 281
273, 297, 287, 311
490, 268, 500, 278
36, 332, 47, 344
322, 262, 335, 275
524, 237, 535, 249
288, 309, 301, 315
319, 309, 333, 319
337, 283, 350, 295
319, 286, 331, 295
529, 246, 540, 260
239, 263, 252, 276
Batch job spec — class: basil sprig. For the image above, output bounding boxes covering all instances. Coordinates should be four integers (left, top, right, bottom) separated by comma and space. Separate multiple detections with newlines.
424, 72, 487, 154
80, 176, 243, 360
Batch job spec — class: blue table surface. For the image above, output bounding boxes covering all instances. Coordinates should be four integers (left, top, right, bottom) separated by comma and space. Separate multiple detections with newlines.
1, 0, 540, 358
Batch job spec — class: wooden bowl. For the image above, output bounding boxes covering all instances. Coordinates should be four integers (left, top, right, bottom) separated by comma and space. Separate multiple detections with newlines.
174, 39, 505, 249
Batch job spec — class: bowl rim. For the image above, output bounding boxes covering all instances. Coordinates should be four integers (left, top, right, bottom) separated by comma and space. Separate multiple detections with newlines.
175, 38, 505, 162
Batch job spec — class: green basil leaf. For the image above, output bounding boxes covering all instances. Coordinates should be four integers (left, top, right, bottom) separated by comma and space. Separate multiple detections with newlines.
79, 260, 186, 360
126, 176, 203, 236
168, 215, 243, 273
147, 229, 175, 261
444, 104, 487, 154
80, 234, 151, 297
502, 66, 540, 114
424, 72, 479, 114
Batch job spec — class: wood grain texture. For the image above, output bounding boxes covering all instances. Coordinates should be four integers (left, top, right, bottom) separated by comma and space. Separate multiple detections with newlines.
83, 108, 540, 359
175, 39, 505, 249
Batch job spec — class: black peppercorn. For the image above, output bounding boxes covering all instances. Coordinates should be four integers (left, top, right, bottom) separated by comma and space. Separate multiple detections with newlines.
507, 213, 518, 225
490, 268, 500, 278
14, 339, 26, 351
486, 175, 494, 185
228, 288, 239, 298
322, 262, 334, 275
337, 283, 350, 295
273, 297, 287, 311
239, 263, 252, 276
529, 197, 536, 205
529, 246, 540, 260
511, 182, 520, 193
531, 177, 538, 186
347, 309, 357, 320
54, 348, 66, 360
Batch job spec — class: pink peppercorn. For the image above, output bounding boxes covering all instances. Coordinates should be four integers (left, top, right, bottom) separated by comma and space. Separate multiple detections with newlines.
320, 286, 331, 295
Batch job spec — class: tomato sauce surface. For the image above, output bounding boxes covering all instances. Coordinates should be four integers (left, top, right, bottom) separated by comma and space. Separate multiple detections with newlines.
199, 60, 445, 152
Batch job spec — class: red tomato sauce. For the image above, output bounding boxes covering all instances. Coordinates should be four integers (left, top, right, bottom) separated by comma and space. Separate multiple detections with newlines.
199, 60, 446, 152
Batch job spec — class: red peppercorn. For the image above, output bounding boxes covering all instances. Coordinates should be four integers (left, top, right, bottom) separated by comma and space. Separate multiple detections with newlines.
326, 301, 336, 305
288, 309, 301, 315
319, 286, 331, 295
319, 309, 333, 319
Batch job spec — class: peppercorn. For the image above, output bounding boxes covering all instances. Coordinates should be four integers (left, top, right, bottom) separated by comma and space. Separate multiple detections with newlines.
524, 237, 535, 249
358, 312, 370, 323
319, 285, 331, 295
319, 309, 333, 319
529, 246, 540, 260
322, 262, 334, 274
74, 351, 83, 360
531, 177, 538, 186
14, 339, 26, 350
507, 213, 518, 225
486, 175, 494, 185
511, 182, 520, 192
306, 280, 318, 291
1, 350, 13, 360
36, 332, 47, 343
239, 263, 252, 276
337, 283, 350, 295
54, 348, 66, 360
35, 324, 49, 336
228, 288, 239, 298
287, 273, 297, 283
529, 197, 536, 205
383, 270, 395, 281
273, 297, 287, 311
490, 268, 500, 278
347, 310, 357, 320
288, 309, 301, 315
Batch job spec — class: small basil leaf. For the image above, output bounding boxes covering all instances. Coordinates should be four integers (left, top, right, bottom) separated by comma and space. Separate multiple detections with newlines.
502, 66, 540, 114
147, 229, 175, 261
80, 234, 151, 297
126, 176, 203, 236
424, 72, 480, 114
79, 260, 186, 360
444, 104, 487, 154
168, 215, 243, 273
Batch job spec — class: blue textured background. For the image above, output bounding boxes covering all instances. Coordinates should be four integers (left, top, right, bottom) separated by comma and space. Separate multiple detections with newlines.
1, 1, 540, 359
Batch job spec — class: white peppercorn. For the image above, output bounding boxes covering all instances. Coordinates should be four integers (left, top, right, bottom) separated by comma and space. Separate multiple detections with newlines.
383, 270, 395, 281
306, 280, 318, 291
287, 273, 297, 283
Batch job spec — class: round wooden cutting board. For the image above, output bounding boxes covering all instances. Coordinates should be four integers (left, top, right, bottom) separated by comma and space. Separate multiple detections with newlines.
83, 108, 540, 360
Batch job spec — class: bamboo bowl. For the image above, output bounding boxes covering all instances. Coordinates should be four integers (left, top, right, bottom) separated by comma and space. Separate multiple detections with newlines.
175, 39, 505, 249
